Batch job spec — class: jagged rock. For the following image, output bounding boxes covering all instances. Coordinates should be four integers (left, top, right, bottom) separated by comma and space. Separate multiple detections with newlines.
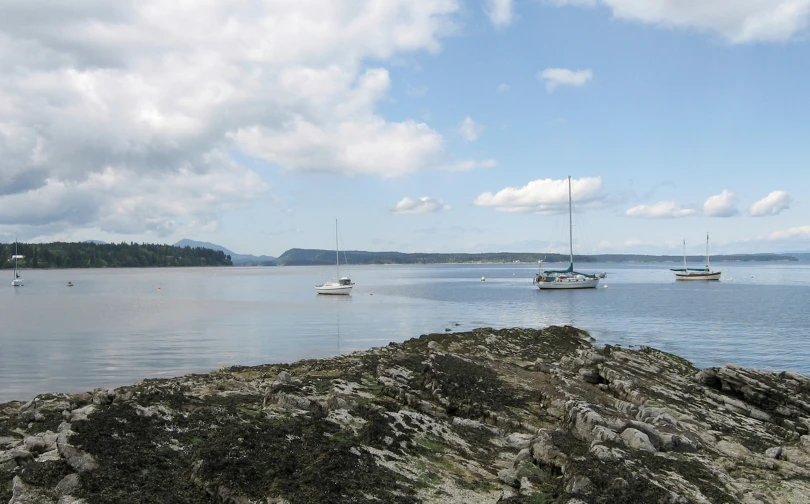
620, 427, 657, 452
578, 367, 602, 384
497, 468, 520, 487
55, 473, 81, 497
56, 428, 98, 473
9, 476, 53, 504
765, 446, 782, 459
3, 325, 810, 503
564, 474, 593, 494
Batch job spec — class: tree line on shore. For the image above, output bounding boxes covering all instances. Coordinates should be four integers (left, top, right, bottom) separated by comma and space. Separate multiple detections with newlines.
1, 242, 231, 269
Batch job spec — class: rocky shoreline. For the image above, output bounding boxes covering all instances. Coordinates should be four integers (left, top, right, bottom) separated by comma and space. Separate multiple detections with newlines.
3, 326, 810, 503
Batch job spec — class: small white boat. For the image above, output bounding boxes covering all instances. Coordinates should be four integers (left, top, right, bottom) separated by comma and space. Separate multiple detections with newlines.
10, 241, 24, 287
671, 234, 721, 281
316, 220, 354, 295
535, 176, 603, 290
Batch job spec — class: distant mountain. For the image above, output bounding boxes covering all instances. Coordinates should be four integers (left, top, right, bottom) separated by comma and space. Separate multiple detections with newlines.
784, 252, 810, 261
173, 239, 276, 266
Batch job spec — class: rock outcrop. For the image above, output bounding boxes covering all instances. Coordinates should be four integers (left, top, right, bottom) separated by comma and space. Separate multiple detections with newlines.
3, 326, 810, 503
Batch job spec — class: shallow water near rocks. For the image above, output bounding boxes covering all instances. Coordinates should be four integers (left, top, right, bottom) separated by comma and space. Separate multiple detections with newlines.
2, 262, 809, 402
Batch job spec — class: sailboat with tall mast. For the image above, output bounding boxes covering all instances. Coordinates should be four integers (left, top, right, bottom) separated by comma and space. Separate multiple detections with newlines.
10, 241, 24, 287
315, 219, 354, 295
671, 233, 721, 281
535, 176, 603, 290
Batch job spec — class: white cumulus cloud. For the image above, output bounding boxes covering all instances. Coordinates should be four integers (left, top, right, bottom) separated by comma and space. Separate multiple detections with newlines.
703, 189, 739, 217
392, 197, 450, 214
474, 177, 603, 213
539, 68, 593, 92
546, 0, 810, 44
625, 201, 698, 218
0, 1, 475, 239
486, 0, 515, 28
750, 190, 792, 216
457, 116, 484, 142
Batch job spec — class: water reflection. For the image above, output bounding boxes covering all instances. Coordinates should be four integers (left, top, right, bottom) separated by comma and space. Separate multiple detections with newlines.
2, 263, 810, 402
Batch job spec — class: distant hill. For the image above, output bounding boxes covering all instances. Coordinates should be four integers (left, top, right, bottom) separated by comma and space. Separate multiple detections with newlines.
273, 248, 800, 266
84, 240, 107, 245
1, 241, 230, 268
173, 239, 276, 266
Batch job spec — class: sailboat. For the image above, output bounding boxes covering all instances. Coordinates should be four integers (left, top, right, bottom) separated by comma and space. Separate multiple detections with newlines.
671, 233, 721, 281
315, 220, 354, 295
535, 176, 602, 290
11, 241, 24, 287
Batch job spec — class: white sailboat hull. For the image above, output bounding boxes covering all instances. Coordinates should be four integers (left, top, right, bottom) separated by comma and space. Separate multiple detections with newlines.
537, 276, 600, 290
315, 282, 353, 295
316, 220, 354, 295
675, 272, 721, 281
11, 279, 23, 287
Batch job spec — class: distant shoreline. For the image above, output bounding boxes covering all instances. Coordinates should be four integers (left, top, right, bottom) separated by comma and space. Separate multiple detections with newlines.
4, 241, 805, 268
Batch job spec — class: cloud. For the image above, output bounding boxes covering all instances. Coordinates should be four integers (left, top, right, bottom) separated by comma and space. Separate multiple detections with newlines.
750, 190, 792, 217
0, 159, 268, 237
545, 0, 810, 44
442, 159, 498, 171
474, 177, 603, 213
625, 201, 698, 218
0, 1, 469, 237
392, 196, 450, 214
538, 68, 593, 92
765, 225, 810, 241
703, 189, 739, 217
457, 116, 483, 142
486, 0, 515, 28
497, 83, 510, 93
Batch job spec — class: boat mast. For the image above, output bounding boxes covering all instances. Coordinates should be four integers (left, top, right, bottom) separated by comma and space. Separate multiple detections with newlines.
568, 176, 574, 268
706, 232, 710, 270
335, 219, 339, 279
683, 239, 687, 270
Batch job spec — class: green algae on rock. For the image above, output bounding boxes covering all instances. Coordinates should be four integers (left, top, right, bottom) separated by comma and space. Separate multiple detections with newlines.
3, 326, 810, 503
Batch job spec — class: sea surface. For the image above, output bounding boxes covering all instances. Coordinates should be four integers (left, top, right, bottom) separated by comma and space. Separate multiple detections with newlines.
2, 262, 809, 403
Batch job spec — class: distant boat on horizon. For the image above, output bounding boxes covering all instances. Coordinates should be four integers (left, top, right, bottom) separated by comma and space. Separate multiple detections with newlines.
315, 219, 354, 295
671, 233, 721, 281
11, 241, 24, 287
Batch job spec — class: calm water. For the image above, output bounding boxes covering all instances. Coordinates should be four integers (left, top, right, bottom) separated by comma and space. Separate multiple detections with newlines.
2, 262, 809, 402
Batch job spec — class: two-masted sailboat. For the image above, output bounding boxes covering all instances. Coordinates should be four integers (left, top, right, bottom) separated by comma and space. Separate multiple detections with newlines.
671, 233, 721, 281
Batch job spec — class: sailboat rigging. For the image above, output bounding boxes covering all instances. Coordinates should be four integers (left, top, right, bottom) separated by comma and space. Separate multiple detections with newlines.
315, 220, 354, 295
671, 233, 721, 281
534, 176, 603, 290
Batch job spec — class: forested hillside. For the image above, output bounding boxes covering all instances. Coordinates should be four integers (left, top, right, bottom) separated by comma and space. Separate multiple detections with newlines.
1, 242, 231, 268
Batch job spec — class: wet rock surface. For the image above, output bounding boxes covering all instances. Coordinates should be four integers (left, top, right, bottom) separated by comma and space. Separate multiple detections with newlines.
3, 326, 810, 503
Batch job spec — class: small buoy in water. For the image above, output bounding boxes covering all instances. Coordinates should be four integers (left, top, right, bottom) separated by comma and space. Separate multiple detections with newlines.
157, 286, 162, 290
370, 293, 373, 296
481, 276, 486, 281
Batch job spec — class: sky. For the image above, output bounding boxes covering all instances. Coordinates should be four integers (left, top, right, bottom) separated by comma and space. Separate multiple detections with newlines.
1, 0, 809, 258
